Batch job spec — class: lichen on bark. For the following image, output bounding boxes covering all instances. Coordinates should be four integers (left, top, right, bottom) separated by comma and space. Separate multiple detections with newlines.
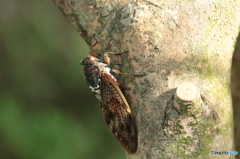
54, 0, 240, 158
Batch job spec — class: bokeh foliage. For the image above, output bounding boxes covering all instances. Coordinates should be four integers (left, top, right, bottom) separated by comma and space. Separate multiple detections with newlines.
0, 0, 125, 158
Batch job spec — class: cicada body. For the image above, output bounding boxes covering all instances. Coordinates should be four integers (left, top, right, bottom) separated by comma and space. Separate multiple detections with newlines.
80, 43, 138, 154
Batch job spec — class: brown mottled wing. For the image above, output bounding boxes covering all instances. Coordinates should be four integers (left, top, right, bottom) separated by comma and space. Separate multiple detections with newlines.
99, 73, 138, 154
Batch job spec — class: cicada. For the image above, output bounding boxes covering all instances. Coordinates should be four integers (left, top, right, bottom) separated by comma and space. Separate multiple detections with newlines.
80, 42, 141, 154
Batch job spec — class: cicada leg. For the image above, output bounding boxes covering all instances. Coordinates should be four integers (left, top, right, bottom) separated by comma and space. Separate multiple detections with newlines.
103, 51, 128, 64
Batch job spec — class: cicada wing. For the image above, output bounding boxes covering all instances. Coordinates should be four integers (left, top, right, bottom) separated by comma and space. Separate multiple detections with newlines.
100, 73, 138, 154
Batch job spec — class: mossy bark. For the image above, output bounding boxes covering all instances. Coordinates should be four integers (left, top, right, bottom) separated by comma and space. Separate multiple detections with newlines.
54, 0, 240, 158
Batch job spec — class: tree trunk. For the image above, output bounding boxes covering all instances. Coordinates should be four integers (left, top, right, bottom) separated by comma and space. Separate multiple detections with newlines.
231, 32, 240, 159
54, 0, 240, 158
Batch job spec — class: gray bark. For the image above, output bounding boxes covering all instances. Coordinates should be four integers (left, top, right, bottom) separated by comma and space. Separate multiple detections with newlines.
54, 0, 240, 158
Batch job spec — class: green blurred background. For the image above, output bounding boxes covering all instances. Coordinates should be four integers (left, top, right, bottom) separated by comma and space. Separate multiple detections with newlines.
0, 0, 125, 158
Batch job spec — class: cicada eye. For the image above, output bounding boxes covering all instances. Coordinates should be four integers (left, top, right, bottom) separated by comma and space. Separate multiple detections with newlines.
80, 59, 87, 65
88, 59, 95, 65
80, 59, 84, 64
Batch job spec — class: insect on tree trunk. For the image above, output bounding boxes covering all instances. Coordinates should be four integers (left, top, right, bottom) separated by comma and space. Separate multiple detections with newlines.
54, 0, 240, 158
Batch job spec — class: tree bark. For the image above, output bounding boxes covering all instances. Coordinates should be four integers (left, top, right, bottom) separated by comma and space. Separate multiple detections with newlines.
54, 0, 240, 158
